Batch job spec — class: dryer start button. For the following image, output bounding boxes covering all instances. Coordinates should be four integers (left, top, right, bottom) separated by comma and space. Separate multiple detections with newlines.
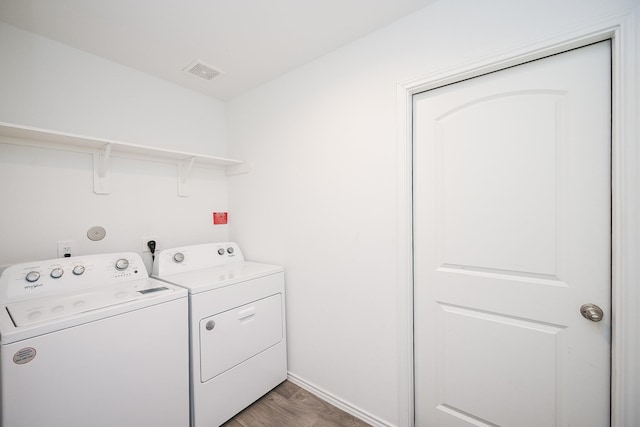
115, 258, 129, 271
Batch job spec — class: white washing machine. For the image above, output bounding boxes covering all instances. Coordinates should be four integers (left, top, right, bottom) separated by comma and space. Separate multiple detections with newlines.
0, 252, 190, 427
152, 242, 287, 427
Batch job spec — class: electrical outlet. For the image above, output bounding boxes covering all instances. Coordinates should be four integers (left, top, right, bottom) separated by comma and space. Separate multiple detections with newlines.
142, 236, 159, 253
57, 240, 77, 258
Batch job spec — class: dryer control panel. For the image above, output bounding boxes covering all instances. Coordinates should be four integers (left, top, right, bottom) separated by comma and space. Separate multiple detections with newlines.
152, 242, 245, 276
0, 253, 147, 304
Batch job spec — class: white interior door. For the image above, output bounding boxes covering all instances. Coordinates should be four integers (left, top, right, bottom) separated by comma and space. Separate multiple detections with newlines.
413, 41, 611, 427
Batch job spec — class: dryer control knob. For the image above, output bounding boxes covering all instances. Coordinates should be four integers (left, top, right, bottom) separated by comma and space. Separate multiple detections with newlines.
173, 253, 185, 263
205, 320, 215, 331
25, 271, 40, 283
50, 268, 64, 279
72, 265, 85, 276
217, 248, 225, 256
115, 258, 129, 271
226, 247, 234, 254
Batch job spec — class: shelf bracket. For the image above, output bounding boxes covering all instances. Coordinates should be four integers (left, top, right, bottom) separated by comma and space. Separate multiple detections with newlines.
226, 161, 253, 176
93, 143, 112, 194
178, 156, 196, 197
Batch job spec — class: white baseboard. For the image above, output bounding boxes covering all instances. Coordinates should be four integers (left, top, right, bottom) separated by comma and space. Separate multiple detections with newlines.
286, 372, 395, 427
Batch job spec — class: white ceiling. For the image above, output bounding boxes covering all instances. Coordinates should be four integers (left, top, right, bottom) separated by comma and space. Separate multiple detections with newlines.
0, 0, 436, 100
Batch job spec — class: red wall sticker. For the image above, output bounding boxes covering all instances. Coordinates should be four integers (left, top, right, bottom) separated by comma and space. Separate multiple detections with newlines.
213, 212, 228, 225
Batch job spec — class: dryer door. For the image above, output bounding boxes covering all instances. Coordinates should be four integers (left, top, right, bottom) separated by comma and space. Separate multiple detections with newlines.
199, 293, 283, 382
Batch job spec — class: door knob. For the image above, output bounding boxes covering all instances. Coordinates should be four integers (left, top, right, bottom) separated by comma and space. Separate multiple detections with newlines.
580, 303, 604, 322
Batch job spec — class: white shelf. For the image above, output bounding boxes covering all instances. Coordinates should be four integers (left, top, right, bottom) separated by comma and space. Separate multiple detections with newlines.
0, 122, 249, 196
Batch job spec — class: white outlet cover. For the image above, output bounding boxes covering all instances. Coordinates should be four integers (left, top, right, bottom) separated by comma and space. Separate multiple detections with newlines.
57, 240, 76, 257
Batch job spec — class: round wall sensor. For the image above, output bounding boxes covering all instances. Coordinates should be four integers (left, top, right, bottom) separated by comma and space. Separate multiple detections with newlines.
87, 226, 106, 241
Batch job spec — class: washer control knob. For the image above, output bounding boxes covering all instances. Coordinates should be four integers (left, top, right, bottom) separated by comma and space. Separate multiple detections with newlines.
72, 265, 85, 276
50, 268, 64, 279
115, 258, 129, 271
173, 253, 185, 263
205, 320, 215, 331
217, 248, 225, 256
25, 271, 40, 283
226, 247, 234, 254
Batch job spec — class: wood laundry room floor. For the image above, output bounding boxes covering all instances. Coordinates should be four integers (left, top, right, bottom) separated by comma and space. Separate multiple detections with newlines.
222, 380, 372, 427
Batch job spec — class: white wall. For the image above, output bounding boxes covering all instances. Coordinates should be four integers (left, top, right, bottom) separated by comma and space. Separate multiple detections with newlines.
0, 22, 230, 269
227, 0, 640, 426
1, 1, 638, 425
0, 23, 227, 155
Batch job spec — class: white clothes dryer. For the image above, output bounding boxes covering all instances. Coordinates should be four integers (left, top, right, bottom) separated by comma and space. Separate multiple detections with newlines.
152, 242, 287, 427
0, 252, 189, 427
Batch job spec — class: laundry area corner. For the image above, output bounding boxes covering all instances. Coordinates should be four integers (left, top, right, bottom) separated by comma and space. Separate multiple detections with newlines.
0, 0, 639, 426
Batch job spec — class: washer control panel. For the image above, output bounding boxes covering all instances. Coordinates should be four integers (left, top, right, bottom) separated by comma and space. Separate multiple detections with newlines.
152, 242, 245, 277
0, 253, 147, 304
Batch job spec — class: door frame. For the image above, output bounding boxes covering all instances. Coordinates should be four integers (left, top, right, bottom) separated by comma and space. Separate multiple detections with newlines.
396, 10, 639, 427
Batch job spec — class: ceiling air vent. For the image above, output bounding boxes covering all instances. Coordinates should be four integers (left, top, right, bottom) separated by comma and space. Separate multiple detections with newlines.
183, 60, 223, 81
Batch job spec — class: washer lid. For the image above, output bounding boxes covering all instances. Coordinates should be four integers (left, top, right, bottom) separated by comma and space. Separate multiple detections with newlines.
6, 279, 175, 327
